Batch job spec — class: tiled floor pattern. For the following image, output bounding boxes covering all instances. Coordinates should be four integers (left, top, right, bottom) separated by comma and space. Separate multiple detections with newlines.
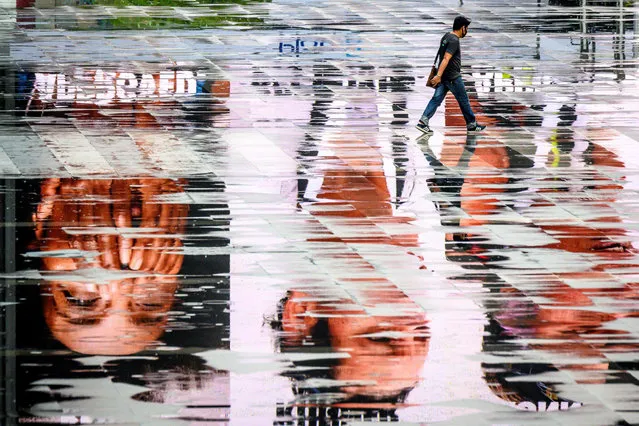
0, 0, 638, 425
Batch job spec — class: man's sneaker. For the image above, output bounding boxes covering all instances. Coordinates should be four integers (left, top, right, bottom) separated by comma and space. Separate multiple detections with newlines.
416, 121, 433, 134
467, 123, 486, 132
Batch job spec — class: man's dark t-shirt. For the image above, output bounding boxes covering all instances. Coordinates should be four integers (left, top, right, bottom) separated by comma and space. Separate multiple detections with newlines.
437, 33, 462, 81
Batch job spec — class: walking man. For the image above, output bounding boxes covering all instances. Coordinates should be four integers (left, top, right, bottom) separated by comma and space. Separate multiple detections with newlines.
416, 16, 485, 134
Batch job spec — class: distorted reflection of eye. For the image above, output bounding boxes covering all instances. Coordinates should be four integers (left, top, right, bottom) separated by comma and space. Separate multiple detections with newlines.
69, 297, 101, 308
130, 298, 169, 313
366, 336, 392, 344
140, 303, 166, 311
591, 241, 632, 253
66, 317, 102, 326
69, 297, 100, 309
62, 290, 101, 309
131, 314, 165, 326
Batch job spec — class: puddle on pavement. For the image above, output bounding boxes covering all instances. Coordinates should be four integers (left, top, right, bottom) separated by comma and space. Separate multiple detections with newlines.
1, 0, 638, 425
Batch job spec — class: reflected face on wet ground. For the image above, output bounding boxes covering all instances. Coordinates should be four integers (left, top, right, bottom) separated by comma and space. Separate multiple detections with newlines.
1, 0, 639, 425
43, 278, 176, 355
279, 289, 428, 402
33, 178, 186, 355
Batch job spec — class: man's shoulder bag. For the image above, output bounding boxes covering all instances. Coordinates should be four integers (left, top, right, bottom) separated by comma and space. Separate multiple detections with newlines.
426, 49, 441, 88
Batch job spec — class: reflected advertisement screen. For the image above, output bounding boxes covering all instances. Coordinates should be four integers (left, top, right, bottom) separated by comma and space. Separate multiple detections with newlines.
9, 177, 230, 424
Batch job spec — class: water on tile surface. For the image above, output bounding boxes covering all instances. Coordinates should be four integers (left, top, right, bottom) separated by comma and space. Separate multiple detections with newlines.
0, 0, 638, 425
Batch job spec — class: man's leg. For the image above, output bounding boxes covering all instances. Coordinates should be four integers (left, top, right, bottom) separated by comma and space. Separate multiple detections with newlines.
448, 77, 481, 129
419, 83, 449, 125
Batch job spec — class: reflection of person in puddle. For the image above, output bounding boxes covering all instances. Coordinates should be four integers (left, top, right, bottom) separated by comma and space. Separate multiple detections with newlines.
424, 127, 638, 410
33, 178, 188, 355
427, 128, 637, 335
275, 287, 428, 421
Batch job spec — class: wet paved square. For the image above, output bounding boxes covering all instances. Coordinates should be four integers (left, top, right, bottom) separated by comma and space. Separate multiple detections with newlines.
0, 0, 638, 424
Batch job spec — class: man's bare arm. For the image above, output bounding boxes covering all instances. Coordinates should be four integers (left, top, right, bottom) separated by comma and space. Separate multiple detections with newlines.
429, 52, 453, 86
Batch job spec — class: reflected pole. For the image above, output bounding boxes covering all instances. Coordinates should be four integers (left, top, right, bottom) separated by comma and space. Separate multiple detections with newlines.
0, 4, 17, 424
1, 179, 16, 426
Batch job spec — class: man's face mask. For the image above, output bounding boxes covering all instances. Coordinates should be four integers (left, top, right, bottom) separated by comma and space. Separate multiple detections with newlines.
462, 26, 468, 38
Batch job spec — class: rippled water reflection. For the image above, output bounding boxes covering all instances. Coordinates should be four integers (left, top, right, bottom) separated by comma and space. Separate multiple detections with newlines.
1, 0, 638, 425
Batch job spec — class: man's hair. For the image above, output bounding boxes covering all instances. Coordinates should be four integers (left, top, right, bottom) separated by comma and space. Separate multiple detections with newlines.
453, 16, 472, 31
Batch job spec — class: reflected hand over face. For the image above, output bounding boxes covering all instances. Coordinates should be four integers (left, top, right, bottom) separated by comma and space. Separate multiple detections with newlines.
35, 178, 188, 273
